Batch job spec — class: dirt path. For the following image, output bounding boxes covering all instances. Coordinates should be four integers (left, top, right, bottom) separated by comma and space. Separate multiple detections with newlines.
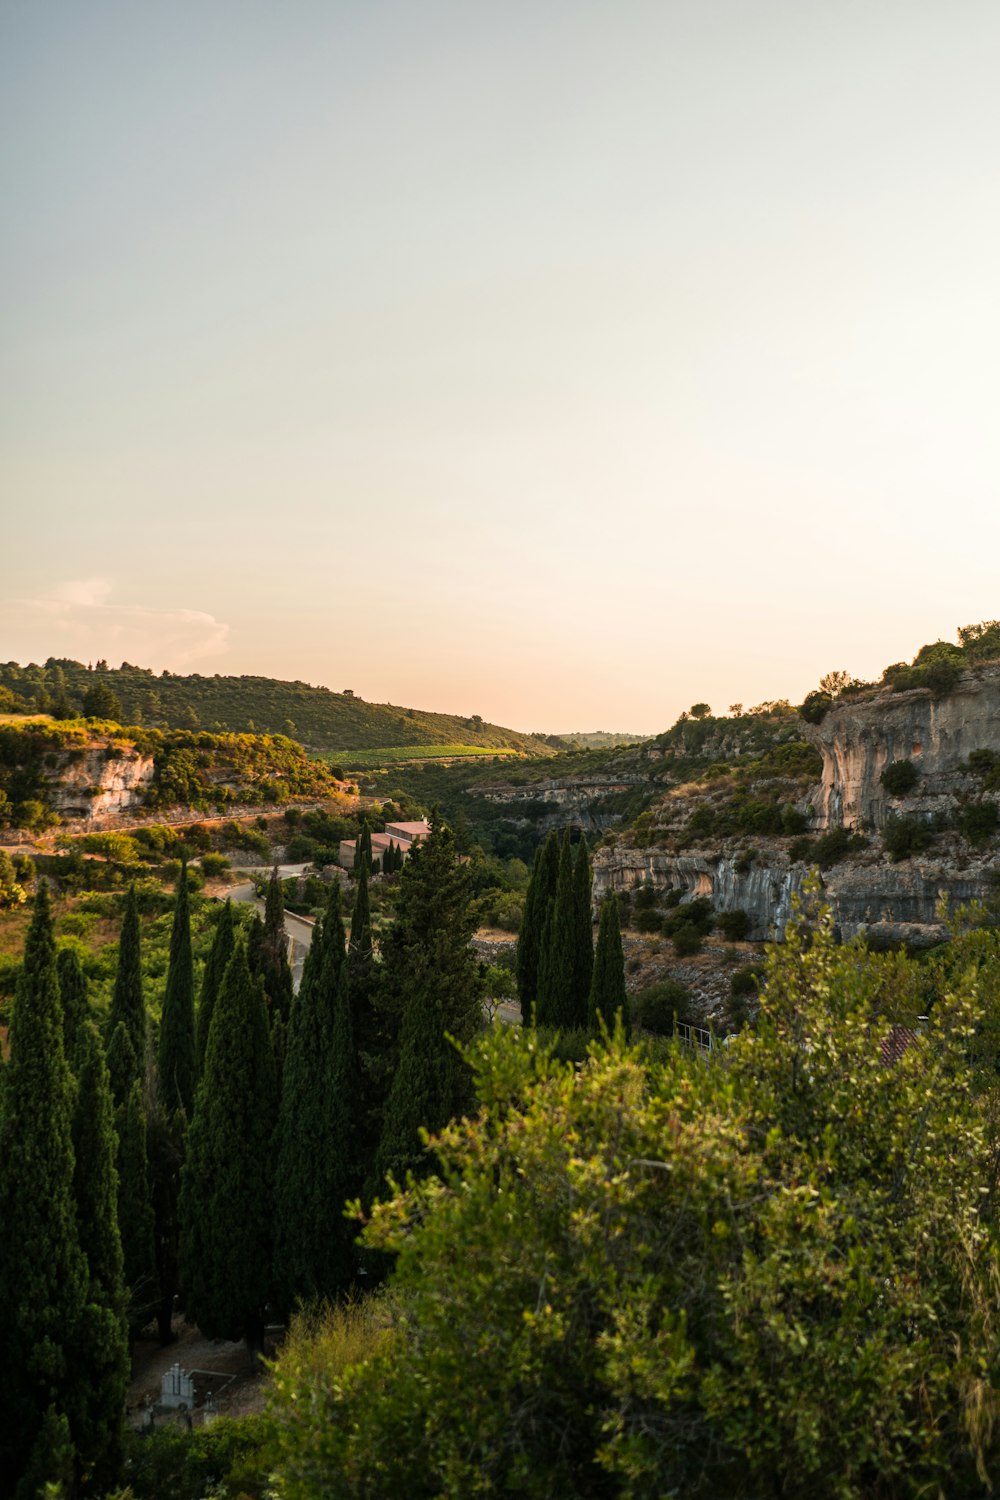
128, 1319, 275, 1425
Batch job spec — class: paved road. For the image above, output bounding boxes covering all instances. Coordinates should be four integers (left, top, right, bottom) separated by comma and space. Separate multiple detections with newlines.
229, 866, 320, 992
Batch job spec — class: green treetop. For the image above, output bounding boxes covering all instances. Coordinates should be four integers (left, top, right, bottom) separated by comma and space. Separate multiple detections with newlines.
259, 869, 293, 1024
0, 883, 88, 1495
536, 834, 579, 1028
158, 864, 196, 1118
108, 883, 146, 1068
70, 1023, 129, 1495
196, 899, 236, 1073
57, 945, 91, 1075
516, 831, 560, 1017
274, 885, 358, 1310
588, 893, 628, 1035
373, 818, 484, 1189
179, 938, 278, 1354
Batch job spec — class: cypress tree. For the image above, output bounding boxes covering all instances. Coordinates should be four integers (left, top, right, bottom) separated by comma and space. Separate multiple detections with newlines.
536, 835, 578, 1028
57, 945, 90, 1073
109, 883, 146, 1067
0, 883, 87, 1495
179, 938, 278, 1355
373, 819, 483, 1189
149, 1098, 184, 1347
70, 1023, 129, 1494
588, 893, 629, 1036
158, 863, 196, 1119
196, 899, 236, 1073
516, 831, 560, 1017
106, 1019, 139, 1111
259, 869, 293, 1023
354, 819, 373, 876
571, 835, 594, 1010
274, 886, 357, 1310
117, 1076, 157, 1329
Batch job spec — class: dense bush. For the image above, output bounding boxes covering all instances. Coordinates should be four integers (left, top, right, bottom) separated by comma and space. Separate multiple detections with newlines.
116, 1416, 270, 1500
671, 921, 703, 957
880, 759, 919, 796
730, 963, 764, 998
716, 909, 751, 941
883, 814, 935, 863
632, 978, 690, 1035
958, 800, 999, 846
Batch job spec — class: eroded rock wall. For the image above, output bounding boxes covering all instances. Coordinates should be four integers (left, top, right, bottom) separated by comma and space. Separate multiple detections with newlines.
45, 747, 155, 821
805, 667, 1000, 831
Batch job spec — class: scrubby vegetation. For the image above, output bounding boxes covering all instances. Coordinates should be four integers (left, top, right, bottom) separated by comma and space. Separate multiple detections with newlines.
0, 659, 553, 756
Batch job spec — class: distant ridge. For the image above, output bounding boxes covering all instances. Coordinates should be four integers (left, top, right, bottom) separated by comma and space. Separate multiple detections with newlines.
0, 660, 557, 758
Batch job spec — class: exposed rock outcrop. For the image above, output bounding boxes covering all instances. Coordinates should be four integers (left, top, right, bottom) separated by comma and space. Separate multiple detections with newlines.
805, 666, 1000, 831
478, 777, 643, 837
45, 747, 155, 822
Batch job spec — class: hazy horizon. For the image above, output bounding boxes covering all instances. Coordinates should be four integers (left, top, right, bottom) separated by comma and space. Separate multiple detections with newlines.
3, 2, 999, 733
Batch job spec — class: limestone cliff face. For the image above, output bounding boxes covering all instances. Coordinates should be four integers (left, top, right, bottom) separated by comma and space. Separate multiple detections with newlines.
45, 747, 155, 821
591, 844, 996, 949
478, 777, 642, 837
805, 666, 1000, 831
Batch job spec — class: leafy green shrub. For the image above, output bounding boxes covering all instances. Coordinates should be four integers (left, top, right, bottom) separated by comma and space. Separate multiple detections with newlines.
966, 749, 1000, 792
119, 1415, 271, 1500
199, 852, 230, 876
734, 848, 757, 875
662, 897, 714, 938
881, 760, 919, 796
883, 815, 935, 863
798, 690, 833, 724
731, 964, 764, 998
671, 922, 703, 957
716, 909, 750, 941
634, 909, 663, 934
664, 888, 685, 908
633, 979, 690, 1035
958, 801, 999, 846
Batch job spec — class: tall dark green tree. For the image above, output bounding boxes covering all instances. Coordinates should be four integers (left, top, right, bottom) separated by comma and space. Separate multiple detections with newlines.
516, 831, 560, 1017
0, 883, 87, 1497
196, 899, 236, 1073
158, 864, 196, 1118
179, 938, 278, 1355
347, 864, 383, 1185
108, 883, 146, 1067
588, 893, 629, 1036
70, 1023, 130, 1494
571, 835, 594, 1008
57, 945, 91, 1073
274, 886, 357, 1310
353, 819, 373, 876
373, 818, 484, 1189
536, 835, 579, 1028
259, 869, 293, 1023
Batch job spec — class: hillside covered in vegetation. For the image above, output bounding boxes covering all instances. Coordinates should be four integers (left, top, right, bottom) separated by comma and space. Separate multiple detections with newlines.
0, 660, 558, 757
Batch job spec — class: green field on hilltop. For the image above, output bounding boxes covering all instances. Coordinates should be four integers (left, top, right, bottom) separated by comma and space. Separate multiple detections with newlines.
326, 744, 522, 770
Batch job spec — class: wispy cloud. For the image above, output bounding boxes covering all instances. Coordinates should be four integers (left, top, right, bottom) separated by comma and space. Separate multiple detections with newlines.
2, 579, 230, 669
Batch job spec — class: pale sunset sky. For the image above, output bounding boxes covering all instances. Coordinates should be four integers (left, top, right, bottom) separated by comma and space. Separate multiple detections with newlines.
2, 2, 998, 733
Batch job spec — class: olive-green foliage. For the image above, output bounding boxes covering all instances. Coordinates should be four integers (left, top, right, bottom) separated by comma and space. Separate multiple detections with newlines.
571, 837, 594, 1008
730, 964, 764, 998
116, 1416, 271, 1500
269, 906, 1000, 1500
0, 884, 88, 1497
789, 826, 869, 869
880, 759, 920, 796
179, 938, 278, 1348
116, 1075, 156, 1328
157, 868, 196, 1118
632, 978, 691, 1034
588, 893, 628, 1034
966, 747, 1000, 792
959, 799, 999, 846
374, 819, 484, 1189
715, 908, 751, 941
883, 814, 936, 863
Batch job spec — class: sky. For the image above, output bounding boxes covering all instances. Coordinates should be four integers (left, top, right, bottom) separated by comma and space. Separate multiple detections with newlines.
2, 1, 999, 735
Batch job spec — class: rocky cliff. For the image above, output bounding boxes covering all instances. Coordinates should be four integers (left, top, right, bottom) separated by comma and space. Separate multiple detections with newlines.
805, 666, 1000, 830
592, 667, 1000, 948
45, 746, 155, 821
